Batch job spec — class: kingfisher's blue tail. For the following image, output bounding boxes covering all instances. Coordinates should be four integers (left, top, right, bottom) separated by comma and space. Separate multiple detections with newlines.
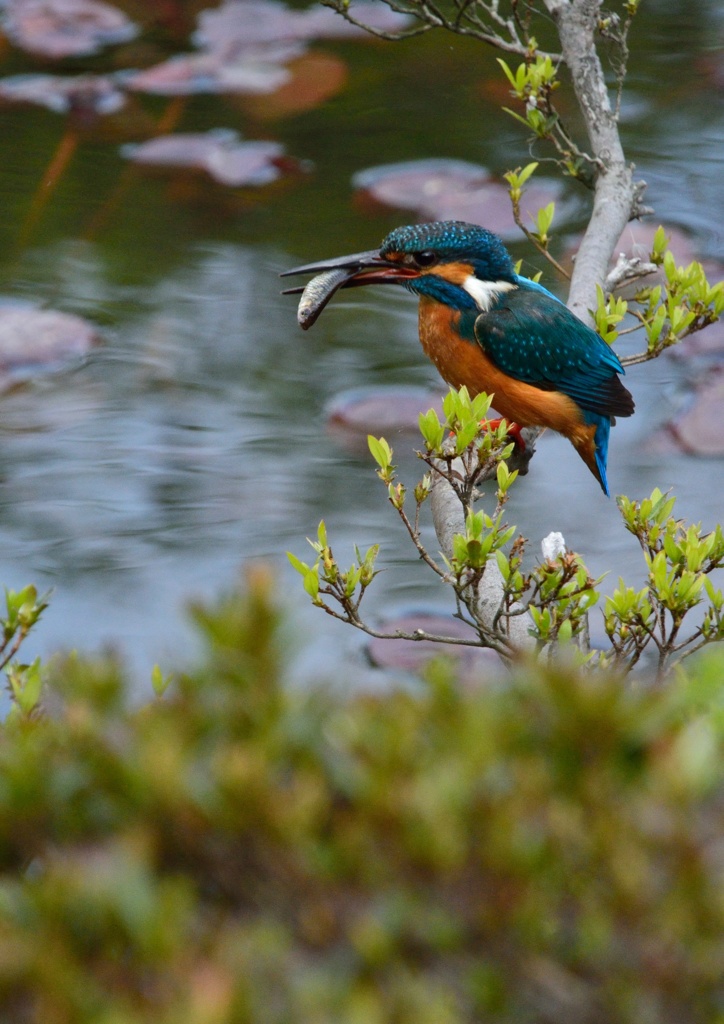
589, 414, 611, 497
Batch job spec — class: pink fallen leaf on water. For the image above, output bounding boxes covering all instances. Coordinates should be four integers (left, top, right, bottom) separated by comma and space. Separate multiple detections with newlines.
204, 140, 288, 187
354, 158, 489, 208
367, 612, 500, 674
123, 43, 300, 97
126, 0, 407, 98
0, 72, 125, 114
561, 220, 700, 291
427, 181, 564, 239
1, 0, 137, 59
0, 304, 98, 388
122, 131, 294, 187
614, 221, 696, 267
326, 386, 444, 444
353, 159, 564, 241
667, 372, 724, 457
194, 0, 412, 49
594, 221, 700, 301
127, 0, 410, 98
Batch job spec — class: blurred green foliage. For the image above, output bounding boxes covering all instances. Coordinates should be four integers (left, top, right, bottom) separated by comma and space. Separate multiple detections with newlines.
1, 566, 723, 1023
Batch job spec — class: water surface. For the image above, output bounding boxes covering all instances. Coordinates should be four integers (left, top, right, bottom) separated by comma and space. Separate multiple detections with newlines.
0, 0, 722, 687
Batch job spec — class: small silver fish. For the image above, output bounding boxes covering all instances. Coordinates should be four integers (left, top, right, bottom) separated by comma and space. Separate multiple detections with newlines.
295, 267, 352, 330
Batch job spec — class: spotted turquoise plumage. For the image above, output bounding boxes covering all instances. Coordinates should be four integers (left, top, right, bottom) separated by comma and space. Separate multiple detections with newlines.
470, 280, 632, 420
457, 281, 632, 496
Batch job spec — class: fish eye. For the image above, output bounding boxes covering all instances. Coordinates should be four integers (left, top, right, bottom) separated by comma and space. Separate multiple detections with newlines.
412, 250, 438, 268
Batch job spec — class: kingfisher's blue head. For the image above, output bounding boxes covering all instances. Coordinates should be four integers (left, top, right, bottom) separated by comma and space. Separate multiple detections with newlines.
281, 220, 519, 317
379, 222, 515, 283
378, 221, 517, 311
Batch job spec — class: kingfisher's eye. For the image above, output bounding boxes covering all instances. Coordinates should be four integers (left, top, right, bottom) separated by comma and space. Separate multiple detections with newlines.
412, 250, 438, 268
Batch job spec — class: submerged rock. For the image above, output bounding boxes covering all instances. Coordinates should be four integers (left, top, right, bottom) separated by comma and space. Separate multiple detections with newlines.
353, 159, 564, 241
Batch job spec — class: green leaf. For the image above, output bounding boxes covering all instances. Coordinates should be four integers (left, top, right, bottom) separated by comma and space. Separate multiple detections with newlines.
151, 664, 172, 697
452, 534, 469, 566
558, 619, 573, 644
419, 409, 445, 450
303, 568, 320, 600
367, 435, 392, 469
455, 420, 480, 454
471, 391, 494, 420
344, 568, 361, 598
519, 161, 538, 185
502, 107, 533, 129
650, 551, 669, 593
287, 552, 310, 576
651, 225, 668, 260
495, 549, 511, 582
535, 202, 555, 237
704, 577, 724, 610
8, 659, 43, 714
646, 305, 667, 348
497, 57, 518, 90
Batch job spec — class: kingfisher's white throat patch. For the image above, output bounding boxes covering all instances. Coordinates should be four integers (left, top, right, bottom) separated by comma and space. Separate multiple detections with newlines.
463, 276, 517, 312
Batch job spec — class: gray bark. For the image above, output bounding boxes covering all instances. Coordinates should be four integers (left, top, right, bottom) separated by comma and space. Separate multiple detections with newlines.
543, 0, 647, 322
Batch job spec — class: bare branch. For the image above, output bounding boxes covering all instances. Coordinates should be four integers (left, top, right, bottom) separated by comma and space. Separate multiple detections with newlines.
394, 501, 449, 578
604, 253, 657, 294
620, 348, 659, 368
320, 0, 561, 57
319, 0, 435, 38
317, 589, 517, 656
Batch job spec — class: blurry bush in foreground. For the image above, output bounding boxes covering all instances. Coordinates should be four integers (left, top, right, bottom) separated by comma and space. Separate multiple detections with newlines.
0, 568, 723, 1023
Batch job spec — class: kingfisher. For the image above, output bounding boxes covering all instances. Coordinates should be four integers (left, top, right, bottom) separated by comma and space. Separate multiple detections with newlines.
281, 220, 634, 495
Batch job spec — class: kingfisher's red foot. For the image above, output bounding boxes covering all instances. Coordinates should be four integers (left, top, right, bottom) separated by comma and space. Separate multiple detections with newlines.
481, 418, 526, 451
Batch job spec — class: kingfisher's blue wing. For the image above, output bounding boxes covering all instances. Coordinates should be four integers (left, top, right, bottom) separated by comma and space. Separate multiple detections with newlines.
471, 282, 634, 419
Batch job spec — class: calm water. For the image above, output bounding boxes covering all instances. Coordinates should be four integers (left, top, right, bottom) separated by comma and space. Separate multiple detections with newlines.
0, 0, 722, 689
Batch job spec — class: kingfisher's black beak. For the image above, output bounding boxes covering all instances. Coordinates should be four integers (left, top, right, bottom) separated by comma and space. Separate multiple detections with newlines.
281, 248, 420, 329
281, 248, 385, 279
280, 248, 419, 293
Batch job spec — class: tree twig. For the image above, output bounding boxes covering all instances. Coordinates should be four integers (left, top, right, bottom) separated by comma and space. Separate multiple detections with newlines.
604, 253, 657, 294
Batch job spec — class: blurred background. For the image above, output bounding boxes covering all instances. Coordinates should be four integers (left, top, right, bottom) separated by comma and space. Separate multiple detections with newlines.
0, 0, 721, 689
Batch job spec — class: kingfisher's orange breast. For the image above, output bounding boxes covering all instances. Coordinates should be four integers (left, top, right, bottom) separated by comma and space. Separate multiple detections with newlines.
417, 297, 595, 450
